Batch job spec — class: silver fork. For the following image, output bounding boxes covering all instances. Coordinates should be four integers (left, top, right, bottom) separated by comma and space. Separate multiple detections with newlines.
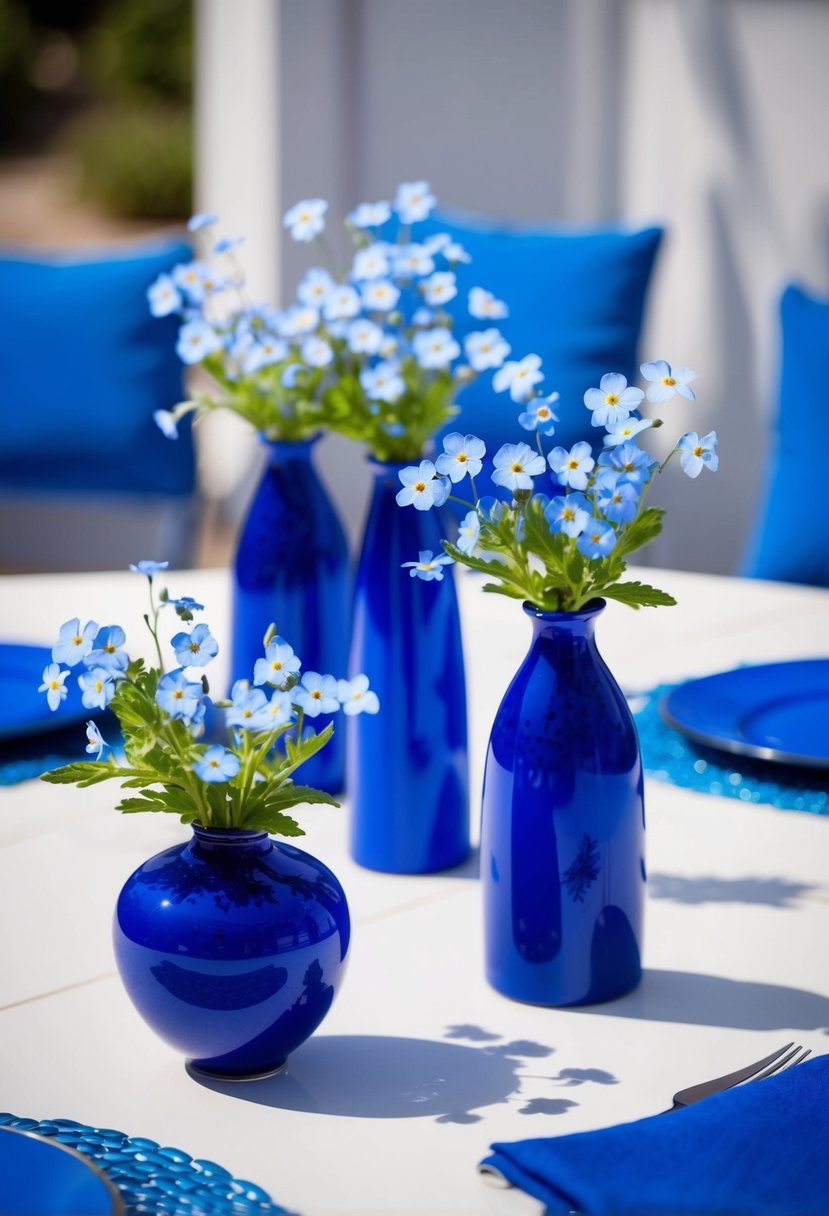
668, 1042, 812, 1112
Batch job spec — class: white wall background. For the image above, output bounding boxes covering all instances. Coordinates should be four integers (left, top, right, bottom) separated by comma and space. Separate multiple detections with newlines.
196, 0, 829, 573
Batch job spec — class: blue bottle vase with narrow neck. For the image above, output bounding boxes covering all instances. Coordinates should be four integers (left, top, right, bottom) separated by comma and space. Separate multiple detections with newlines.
113, 825, 351, 1079
232, 437, 349, 793
481, 600, 645, 1005
348, 460, 469, 873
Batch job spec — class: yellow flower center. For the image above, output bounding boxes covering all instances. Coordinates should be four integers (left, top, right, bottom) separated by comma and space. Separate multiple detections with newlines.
49, 679, 61, 691
189, 642, 200, 653
418, 563, 434, 571
457, 453, 468, 464
72, 635, 83, 646
538, 408, 550, 419
95, 680, 103, 692
271, 660, 283, 670
414, 480, 427, 492
311, 690, 322, 700
174, 690, 184, 700
694, 445, 704, 457
605, 394, 619, 406
353, 691, 363, 700
511, 462, 523, 473
209, 759, 220, 769
662, 376, 676, 386
567, 459, 579, 469
563, 508, 575, 521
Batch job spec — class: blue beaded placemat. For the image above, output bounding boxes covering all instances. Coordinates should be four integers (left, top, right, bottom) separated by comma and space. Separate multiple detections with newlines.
632, 683, 829, 815
0, 1113, 294, 1216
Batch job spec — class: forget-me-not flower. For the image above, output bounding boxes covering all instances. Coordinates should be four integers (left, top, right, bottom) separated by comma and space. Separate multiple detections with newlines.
396, 460, 447, 510
39, 663, 70, 711
519, 392, 560, 436
602, 416, 654, 447
254, 638, 301, 687
213, 235, 244, 254
577, 518, 617, 560
421, 271, 457, 307
147, 273, 182, 317
297, 267, 334, 308
678, 431, 719, 478
468, 287, 509, 320
361, 279, 401, 312
260, 690, 294, 729
283, 198, 328, 242
130, 560, 169, 577
241, 334, 289, 375
598, 442, 656, 489
584, 373, 644, 428
544, 493, 591, 538
596, 472, 639, 523
493, 354, 544, 402
396, 243, 435, 278
395, 181, 436, 224
277, 304, 320, 338
156, 669, 204, 723
443, 241, 471, 264
172, 261, 209, 302
348, 200, 392, 228
301, 336, 334, 367
352, 244, 391, 281
436, 433, 486, 483
347, 319, 383, 355
226, 680, 270, 731
464, 329, 511, 372
548, 441, 596, 490
360, 360, 405, 403
412, 327, 460, 369
187, 212, 218, 232
457, 510, 481, 555
167, 594, 204, 613
52, 617, 98, 666
87, 625, 129, 675
171, 623, 218, 668
641, 360, 697, 404
401, 550, 454, 581
337, 674, 380, 716
85, 720, 107, 760
78, 667, 116, 711
492, 442, 547, 492
194, 746, 240, 784
153, 409, 179, 439
323, 284, 361, 322
176, 318, 222, 365
295, 672, 340, 718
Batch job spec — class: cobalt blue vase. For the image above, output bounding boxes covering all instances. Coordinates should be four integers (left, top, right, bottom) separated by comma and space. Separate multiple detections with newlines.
231, 436, 349, 794
113, 826, 350, 1079
481, 600, 645, 1006
348, 459, 469, 873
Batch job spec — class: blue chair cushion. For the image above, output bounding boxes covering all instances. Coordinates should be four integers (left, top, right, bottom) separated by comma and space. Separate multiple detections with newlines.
742, 284, 829, 587
415, 211, 663, 456
0, 239, 194, 496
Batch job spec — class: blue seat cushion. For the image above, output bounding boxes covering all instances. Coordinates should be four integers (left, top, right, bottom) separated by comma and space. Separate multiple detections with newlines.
0, 239, 194, 496
415, 211, 663, 456
742, 285, 829, 587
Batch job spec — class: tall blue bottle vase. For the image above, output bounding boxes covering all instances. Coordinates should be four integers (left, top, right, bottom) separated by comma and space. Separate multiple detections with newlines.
348, 459, 470, 873
481, 600, 645, 1006
231, 437, 349, 794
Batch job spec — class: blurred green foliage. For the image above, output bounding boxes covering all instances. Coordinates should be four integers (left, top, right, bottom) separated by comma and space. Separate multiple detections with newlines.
0, 0, 34, 142
84, 0, 192, 106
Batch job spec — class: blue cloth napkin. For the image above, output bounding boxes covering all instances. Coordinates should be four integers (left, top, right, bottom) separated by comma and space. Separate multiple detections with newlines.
481, 1054, 829, 1215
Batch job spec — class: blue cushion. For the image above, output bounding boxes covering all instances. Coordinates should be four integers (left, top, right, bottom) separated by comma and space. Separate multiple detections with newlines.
415, 211, 663, 455
0, 240, 194, 496
742, 285, 829, 587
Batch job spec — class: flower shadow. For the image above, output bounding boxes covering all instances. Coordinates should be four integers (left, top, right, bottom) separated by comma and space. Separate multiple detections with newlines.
648, 874, 818, 909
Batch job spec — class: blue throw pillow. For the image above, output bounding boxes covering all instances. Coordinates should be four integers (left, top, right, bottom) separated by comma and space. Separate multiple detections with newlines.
742, 284, 829, 586
414, 211, 663, 456
0, 239, 194, 496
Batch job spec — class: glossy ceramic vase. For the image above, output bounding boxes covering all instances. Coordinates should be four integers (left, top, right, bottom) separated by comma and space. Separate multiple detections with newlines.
481, 600, 645, 1005
113, 826, 350, 1079
232, 437, 349, 793
348, 459, 469, 873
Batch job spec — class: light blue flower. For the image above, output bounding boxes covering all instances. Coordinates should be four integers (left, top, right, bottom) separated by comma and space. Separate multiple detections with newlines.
171, 622, 218, 668
86, 625, 129, 675
167, 594, 205, 614
641, 360, 697, 404
212, 235, 244, 254
147, 273, 182, 317
323, 284, 361, 321
678, 431, 719, 478
443, 241, 471, 264
260, 689, 294, 729
283, 198, 328, 241
156, 669, 204, 722
282, 364, 302, 389
226, 679, 270, 731
360, 360, 405, 403
402, 550, 454, 581
337, 674, 380, 716
468, 286, 509, 320
424, 232, 451, 255
596, 472, 639, 523
130, 559, 169, 577
295, 671, 340, 717
597, 442, 656, 488
577, 518, 617, 560
519, 392, 560, 436
412, 306, 434, 327
583, 372, 644, 428
78, 667, 116, 711
39, 663, 70, 711
493, 354, 544, 402
85, 720, 107, 760
172, 260, 209, 302
396, 460, 447, 510
544, 493, 591, 538
436, 432, 486, 482
602, 416, 654, 447
361, 279, 401, 312
153, 409, 179, 439
176, 318, 222, 365
464, 328, 511, 372
477, 496, 508, 523
492, 442, 547, 491
347, 318, 383, 355
348, 200, 391, 228
301, 336, 334, 367
187, 212, 219, 232
276, 304, 320, 338
297, 267, 334, 308
457, 510, 481, 555
395, 180, 436, 224
421, 271, 457, 307
351, 244, 391, 281
254, 638, 302, 687
396, 243, 436, 278
52, 617, 98, 667
240, 334, 289, 375
412, 327, 461, 369
548, 441, 595, 490
194, 746, 241, 784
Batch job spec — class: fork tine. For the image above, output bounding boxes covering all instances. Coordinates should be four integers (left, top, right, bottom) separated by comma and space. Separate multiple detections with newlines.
670, 1042, 795, 1109
752, 1045, 811, 1082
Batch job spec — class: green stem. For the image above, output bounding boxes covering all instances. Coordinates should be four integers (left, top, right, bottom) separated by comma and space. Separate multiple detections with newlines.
144, 578, 166, 673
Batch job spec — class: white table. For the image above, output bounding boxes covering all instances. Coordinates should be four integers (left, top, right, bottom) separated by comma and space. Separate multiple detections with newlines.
0, 566, 828, 1216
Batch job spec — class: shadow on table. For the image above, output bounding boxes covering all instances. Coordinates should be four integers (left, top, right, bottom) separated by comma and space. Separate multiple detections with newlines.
191, 1032, 584, 1122
648, 873, 819, 908
591, 969, 829, 1033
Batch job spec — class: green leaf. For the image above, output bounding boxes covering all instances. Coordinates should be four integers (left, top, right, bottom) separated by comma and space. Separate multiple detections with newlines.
601, 581, 677, 609
613, 507, 665, 561
481, 581, 526, 600
41, 761, 116, 788
239, 810, 306, 837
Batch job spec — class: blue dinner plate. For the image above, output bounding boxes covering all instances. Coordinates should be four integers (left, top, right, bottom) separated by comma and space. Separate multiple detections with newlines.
0, 643, 88, 741
0, 1126, 122, 1215
661, 659, 829, 770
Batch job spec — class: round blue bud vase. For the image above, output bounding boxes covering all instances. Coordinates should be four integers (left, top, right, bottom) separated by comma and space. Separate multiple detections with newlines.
231, 436, 349, 795
113, 826, 350, 1079
481, 599, 645, 1005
